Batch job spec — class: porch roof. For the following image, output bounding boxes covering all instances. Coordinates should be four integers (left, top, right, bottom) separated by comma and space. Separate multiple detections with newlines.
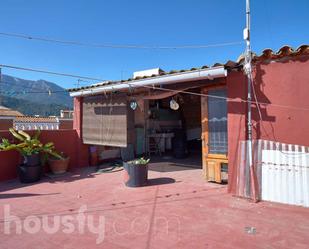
67, 44, 308, 96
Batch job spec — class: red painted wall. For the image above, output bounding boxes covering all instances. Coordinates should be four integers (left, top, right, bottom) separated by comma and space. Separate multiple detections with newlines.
0, 129, 89, 182
59, 119, 73, 130
227, 55, 309, 194
0, 118, 13, 131
73, 97, 89, 167
226, 71, 247, 194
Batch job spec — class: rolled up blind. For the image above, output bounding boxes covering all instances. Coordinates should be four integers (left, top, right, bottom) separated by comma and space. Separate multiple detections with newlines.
82, 94, 128, 147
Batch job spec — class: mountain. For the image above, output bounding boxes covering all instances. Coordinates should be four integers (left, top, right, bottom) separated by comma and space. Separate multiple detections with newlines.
0, 74, 73, 116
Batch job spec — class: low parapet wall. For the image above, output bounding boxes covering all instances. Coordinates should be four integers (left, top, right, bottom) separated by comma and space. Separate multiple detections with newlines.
0, 129, 89, 182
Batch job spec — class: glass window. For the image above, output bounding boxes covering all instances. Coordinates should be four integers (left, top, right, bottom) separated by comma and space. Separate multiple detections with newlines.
207, 89, 228, 154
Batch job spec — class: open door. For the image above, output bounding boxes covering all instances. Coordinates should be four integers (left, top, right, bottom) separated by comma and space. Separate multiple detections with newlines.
201, 87, 228, 183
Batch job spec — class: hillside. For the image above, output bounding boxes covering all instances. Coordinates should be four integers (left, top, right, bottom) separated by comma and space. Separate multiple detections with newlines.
0, 74, 73, 116
1, 95, 70, 116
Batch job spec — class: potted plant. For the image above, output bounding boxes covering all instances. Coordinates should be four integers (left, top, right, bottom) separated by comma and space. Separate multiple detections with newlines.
0, 128, 63, 183
47, 152, 70, 174
123, 157, 150, 187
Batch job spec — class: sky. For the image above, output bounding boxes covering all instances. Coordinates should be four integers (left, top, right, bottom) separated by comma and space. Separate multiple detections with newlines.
0, 0, 308, 89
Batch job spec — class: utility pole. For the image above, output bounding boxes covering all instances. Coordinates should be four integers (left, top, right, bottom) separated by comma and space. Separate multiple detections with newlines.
76, 78, 90, 88
243, 0, 257, 202
0, 67, 2, 106
76, 79, 81, 88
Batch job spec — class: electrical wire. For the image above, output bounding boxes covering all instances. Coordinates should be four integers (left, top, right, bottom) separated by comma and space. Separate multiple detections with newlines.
1, 63, 309, 112
0, 77, 93, 93
131, 84, 309, 112
0, 90, 66, 94
0, 80, 68, 95
0, 66, 307, 157
0, 80, 55, 93
0, 31, 244, 50
0, 67, 306, 158
0, 64, 105, 82
1, 75, 309, 112
251, 76, 308, 156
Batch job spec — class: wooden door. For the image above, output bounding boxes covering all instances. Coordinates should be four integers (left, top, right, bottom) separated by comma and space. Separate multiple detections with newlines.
201, 87, 228, 183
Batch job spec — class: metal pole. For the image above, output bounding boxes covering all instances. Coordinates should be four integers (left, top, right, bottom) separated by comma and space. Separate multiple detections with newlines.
245, 0, 252, 158
244, 0, 257, 202
77, 79, 81, 88
0, 67, 2, 106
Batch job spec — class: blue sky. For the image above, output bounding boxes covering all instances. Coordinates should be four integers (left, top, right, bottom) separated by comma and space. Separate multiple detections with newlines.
0, 0, 308, 88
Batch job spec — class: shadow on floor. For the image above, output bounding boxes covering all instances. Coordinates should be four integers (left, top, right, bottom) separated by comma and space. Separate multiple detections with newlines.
0, 192, 60, 199
148, 158, 202, 172
149, 164, 199, 172
46, 167, 97, 184
0, 168, 98, 193
0, 156, 201, 192
148, 153, 202, 173
147, 177, 176, 186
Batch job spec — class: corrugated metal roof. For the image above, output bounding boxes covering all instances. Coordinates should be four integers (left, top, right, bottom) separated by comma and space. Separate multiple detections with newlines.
67, 44, 309, 93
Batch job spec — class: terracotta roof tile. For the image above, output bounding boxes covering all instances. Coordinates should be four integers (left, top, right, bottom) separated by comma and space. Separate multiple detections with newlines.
14, 116, 58, 123
253, 44, 309, 62
0, 106, 23, 117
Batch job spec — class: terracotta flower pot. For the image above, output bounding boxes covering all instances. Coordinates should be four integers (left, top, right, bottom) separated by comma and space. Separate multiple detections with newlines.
48, 157, 70, 174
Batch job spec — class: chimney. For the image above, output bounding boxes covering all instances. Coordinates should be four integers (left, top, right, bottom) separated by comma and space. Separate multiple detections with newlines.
133, 68, 164, 79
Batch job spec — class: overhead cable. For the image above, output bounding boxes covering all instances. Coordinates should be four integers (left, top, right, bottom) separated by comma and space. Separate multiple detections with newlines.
0, 32, 243, 50
0, 64, 105, 82
1, 63, 309, 112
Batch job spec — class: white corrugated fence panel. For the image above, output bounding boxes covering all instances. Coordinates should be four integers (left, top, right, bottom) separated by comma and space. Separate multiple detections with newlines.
260, 140, 309, 207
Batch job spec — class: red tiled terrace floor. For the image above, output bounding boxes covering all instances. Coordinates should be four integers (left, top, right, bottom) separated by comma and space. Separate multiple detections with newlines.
0, 159, 309, 249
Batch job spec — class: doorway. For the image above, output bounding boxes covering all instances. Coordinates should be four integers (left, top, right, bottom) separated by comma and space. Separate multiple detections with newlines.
145, 89, 202, 168
201, 87, 228, 183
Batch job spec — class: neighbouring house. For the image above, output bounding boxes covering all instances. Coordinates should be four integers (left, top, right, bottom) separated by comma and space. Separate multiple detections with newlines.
60, 109, 74, 119
68, 45, 309, 207
0, 106, 23, 130
0, 106, 73, 130
59, 109, 74, 129
13, 116, 59, 130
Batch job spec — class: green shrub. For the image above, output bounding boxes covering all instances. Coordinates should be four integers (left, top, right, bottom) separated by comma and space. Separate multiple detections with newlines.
127, 157, 150, 165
